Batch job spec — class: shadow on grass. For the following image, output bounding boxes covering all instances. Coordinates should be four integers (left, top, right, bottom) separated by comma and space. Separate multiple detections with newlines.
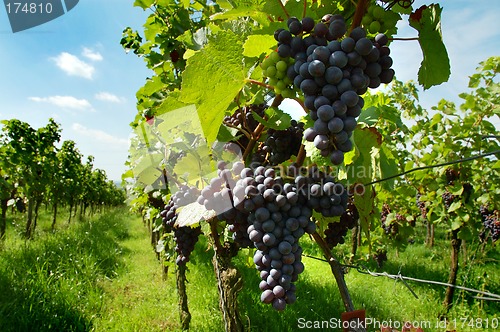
187, 238, 346, 332
0, 209, 131, 332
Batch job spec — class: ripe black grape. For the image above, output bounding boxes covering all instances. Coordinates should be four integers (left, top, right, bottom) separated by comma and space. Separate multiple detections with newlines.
480, 205, 500, 243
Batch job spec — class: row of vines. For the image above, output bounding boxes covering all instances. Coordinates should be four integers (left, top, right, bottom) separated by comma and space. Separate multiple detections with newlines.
121, 0, 499, 331
0, 118, 126, 241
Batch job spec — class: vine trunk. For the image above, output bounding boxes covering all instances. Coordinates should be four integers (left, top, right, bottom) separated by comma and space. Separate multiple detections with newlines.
443, 228, 462, 311
212, 243, 243, 332
176, 264, 191, 330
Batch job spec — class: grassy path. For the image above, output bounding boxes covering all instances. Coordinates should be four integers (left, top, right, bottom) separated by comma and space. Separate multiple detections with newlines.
1, 208, 499, 331
92, 211, 224, 332
91, 214, 177, 331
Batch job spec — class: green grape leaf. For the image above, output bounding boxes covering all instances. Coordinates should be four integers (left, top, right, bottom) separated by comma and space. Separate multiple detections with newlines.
173, 145, 213, 185
134, 0, 154, 9
132, 152, 164, 176
136, 166, 163, 188
156, 93, 189, 115
409, 4, 451, 89
122, 169, 134, 181
352, 127, 382, 183
457, 227, 473, 241
390, 3, 413, 15
354, 185, 376, 244
180, 31, 246, 145
210, 9, 270, 26
252, 106, 292, 130
358, 106, 380, 127
344, 143, 358, 166
176, 202, 216, 227
304, 141, 333, 167
448, 201, 462, 213
378, 145, 398, 190
451, 217, 463, 231
243, 34, 276, 58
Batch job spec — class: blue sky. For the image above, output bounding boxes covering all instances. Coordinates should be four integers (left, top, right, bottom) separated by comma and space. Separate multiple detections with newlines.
0, 0, 498, 181
0, 0, 150, 181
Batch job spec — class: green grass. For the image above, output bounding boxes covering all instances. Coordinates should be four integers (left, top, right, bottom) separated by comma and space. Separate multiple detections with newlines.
0, 208, 129, 331
1, 209, 498, 332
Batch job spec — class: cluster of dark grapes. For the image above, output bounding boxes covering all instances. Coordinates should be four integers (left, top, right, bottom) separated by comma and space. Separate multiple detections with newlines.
445, 167, 460, 185
15, 198, 26, 213
380, 203, 403, 237
160, 185, 203, 265
223, 104, 267, 152
373, 248, 388, 268
479, 205, 500, 243
223, 104, 266, 131
148, 192, 165, 209
252, 120, 305, 166
324, 198, 359, 248
462, 182, 473, 204
273, 14, 394, 165
441, 191, 456, 210
173, 226, 202, 265
416, 193, 428, 220
197, 161, 253, 248
223, 164, 347, 311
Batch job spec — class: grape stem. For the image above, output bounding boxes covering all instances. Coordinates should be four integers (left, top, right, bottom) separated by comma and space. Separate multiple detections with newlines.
296, 144, 306, 167
242, 95, 284, 160
350, 0, 369, 32
246, 79, 275, 91
224, 121, 252, 140
276, 0, 290, 19
302, 0, 307, 18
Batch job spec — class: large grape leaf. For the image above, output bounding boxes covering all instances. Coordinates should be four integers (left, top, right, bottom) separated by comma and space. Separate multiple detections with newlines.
243, 34, 276, 58
211, 8, 270, 26
409, 4, 450, 89
180, 30, 246, 144
132, 153, 164, 186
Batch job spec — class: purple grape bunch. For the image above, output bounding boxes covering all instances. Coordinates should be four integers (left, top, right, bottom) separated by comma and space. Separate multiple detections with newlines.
273, 14, 394, 165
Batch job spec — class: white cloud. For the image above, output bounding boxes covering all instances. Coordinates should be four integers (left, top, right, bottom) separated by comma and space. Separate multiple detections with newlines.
51, 52, 95, 79
82, 47, 103, 62
72, 123, 129, 148
29, 96, 93, 111
95, 92, 123, 103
